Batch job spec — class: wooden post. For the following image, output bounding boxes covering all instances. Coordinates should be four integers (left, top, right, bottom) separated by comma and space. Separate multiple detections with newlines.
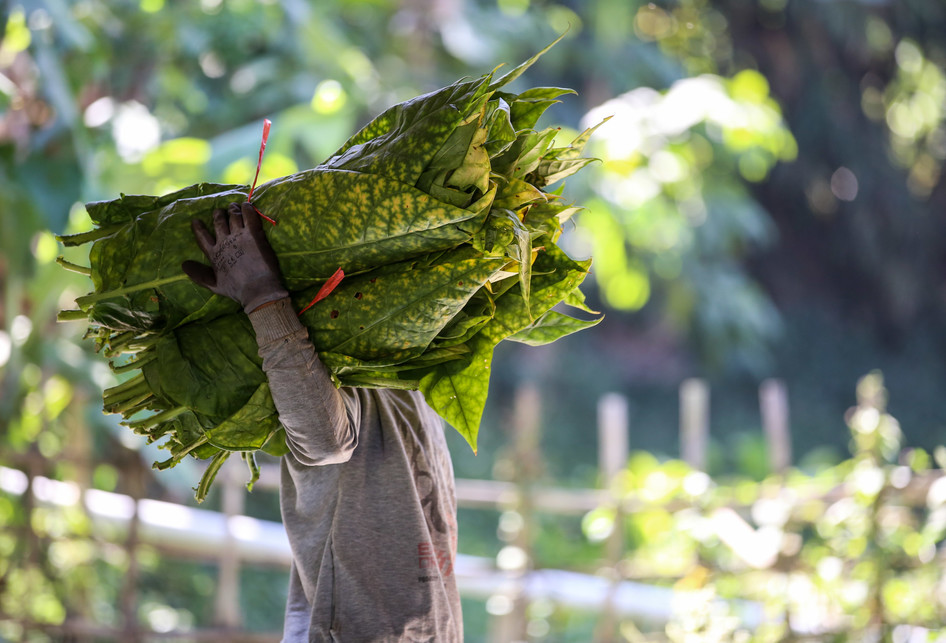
594, 394, 629, 643
122, 455, 145, 643
214, 456, 245, 630
597, 393, 628, 567
489, 383, 541, 643
68, 400, 96, 626
680, 378, 709, 471
760, 379, 791, 474
598, 394, 629, 488
24, 449, 41, 639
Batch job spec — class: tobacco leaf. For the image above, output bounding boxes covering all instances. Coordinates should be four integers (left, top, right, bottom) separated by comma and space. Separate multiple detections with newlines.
61, 36, 603, 499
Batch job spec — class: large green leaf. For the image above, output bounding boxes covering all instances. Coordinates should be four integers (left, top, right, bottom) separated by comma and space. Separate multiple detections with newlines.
493, 176, 547, 211
298, 246, 504, 362
416, 112, 482, 195
479, 241, 593, 344
419, 334, 494, 452
420, 244, 598, 451
506, 309, 603, 346
142, 313, 265, 421
535, 157, 598, 188
328, 75, 493, 185
496, 87, 576, 131
491, 128, 559, 180
521, 200, 581, 241
483, 98, 517, 156
259, 169, 493, 289
81, 187, 249, 329
447, 126, 491, 194
84, 182, 244, 226
487, 32, 566, 93
321, 343, 473, 380
204, 382, 283, 450
563, 285, 600, 314
78, 168, 496, 332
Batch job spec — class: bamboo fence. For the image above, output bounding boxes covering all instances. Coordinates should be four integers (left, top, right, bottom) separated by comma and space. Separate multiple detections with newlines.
1, 378, 940, 641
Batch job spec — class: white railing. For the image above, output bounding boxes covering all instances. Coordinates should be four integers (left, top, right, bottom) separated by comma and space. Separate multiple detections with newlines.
0, 464, 766, 633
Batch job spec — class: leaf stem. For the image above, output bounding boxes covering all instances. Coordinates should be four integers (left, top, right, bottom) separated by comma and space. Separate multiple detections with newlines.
242, 451, 260, 492
103, 372, 147, 400
57, 309, 89, 322
56, 256, 92, 275
153, 435, 211, 471
125, 405, 186, 431
110, 351, 157, 374
195, 449, 230, 503
104, 387, 154, 415
102, 331, 137, 354
120, 396, 157, 418
105, 334, 157, 357
338, 374, 420, 390
76, 274, 189, 309
56, 224, 124, 247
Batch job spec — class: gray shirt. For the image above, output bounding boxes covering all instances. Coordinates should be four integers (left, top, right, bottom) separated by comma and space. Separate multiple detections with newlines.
249, 299, 463, 642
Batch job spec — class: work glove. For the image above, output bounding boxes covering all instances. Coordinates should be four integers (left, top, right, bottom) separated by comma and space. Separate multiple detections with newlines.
182, 202, 289, 313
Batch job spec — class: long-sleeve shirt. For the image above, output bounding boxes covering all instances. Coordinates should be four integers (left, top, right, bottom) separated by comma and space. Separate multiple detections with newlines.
248, 299, 463, 643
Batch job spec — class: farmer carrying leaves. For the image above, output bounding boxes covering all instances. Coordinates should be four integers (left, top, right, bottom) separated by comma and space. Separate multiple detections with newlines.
183, 201, 463, 641
59, 38, 602, 640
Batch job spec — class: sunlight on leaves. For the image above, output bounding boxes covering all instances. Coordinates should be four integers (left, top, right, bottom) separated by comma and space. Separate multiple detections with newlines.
576, 68, 794, 367
586, 372, 946, 638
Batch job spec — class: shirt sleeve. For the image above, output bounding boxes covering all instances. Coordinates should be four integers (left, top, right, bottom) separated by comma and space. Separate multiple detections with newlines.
247, 298, 359, 466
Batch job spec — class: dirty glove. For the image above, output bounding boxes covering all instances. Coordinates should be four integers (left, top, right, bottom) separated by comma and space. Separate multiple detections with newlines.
182, 202, 289, 313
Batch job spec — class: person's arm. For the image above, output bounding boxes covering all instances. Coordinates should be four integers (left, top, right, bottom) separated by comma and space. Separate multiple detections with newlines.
247, 297, 357, 465
182, 202, 357, 465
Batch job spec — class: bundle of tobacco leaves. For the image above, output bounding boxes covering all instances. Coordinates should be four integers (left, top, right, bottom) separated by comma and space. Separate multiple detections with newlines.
58, 39, 602, 500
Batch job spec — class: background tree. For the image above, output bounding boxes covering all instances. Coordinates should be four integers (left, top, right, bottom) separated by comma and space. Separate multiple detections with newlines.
3, 0, 946, 638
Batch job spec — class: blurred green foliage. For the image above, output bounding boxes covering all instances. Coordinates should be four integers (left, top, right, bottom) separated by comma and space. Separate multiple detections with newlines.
576, 67, 796, 370
3, 0, 946, 640
576, 372, 946, 640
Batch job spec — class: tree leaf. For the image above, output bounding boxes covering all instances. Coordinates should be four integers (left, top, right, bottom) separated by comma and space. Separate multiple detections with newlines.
507, 309, 603, 346
419, 335, 494, 452
505, 87, 576, 131
143, 314, 266, 421
260, 169, 493, 289
491, 128, 559, 179
297, 247, 504, 362
535, 157, 598, 187
479, 241, 592, 344
448, 126, 491, 194
564, 286, 600, 314
85, 182, 244, 226
327, 75, 493, 185
484, 97, 517, 156
204, 382, 283, 450
493, 176, 547, 210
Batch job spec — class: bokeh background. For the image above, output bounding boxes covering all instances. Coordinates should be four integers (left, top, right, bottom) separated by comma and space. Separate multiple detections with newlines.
3, 1, 946, 641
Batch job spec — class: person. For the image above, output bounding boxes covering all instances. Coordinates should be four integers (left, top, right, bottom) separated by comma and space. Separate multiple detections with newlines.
181, 201, 463, 642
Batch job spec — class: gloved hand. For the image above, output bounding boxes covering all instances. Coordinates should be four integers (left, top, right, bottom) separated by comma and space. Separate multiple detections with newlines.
182, 202, 289, 313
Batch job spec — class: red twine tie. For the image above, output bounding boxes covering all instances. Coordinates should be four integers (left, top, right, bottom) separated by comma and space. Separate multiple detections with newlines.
248, 118, 277, 226
298, 267, 346, 316
245, 118, 344, 312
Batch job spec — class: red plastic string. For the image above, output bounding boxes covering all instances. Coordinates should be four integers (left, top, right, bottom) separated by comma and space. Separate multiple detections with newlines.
252, 203, 277, 226
298, 267, 346, 316
248, 118, 277, 226
248, 118, 271, 201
